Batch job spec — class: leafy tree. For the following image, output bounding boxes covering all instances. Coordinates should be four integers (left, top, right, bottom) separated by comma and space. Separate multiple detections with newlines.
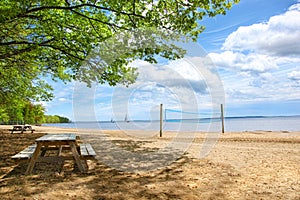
23, 101, 34, 124
0, 100, 70, 124
23, 102, 45, 124
4, 99, 25, 124
0, 107, 9, 123
1, 0, 239, 89
0, 66, 53, 122
0, 0, 239, 120
33, 104, 45, 124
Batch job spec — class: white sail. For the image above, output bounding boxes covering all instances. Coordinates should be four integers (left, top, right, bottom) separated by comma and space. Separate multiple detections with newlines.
124, 114, 130, 122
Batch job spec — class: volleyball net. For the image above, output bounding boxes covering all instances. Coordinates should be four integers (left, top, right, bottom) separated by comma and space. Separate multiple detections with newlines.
164, 108, 222, 123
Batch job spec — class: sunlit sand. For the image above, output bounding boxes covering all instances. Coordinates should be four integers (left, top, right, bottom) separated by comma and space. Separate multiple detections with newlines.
0, 125, 299, 199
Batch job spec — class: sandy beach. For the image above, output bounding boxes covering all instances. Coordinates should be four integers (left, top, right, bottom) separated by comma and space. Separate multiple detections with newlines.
0, 125, 299, 199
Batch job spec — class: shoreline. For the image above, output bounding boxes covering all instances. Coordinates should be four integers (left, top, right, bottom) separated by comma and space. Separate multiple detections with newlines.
1, 124, 300, 138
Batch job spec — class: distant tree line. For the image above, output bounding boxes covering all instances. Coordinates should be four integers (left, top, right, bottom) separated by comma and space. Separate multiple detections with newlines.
0, 101, 70, 125
43, 115, 70, 124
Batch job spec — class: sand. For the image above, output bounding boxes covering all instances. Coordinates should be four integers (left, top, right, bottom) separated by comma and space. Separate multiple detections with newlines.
0, 125, 299, 199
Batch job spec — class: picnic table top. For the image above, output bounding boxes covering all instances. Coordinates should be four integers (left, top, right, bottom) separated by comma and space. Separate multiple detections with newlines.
13, 125, 23, 128
12, 125, 32, 128
36, 133, 76, 142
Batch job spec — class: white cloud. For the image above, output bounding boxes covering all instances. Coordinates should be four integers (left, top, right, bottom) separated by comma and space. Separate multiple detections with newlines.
288, 70, 300, 80
58, 98, 68, 102
207, 2, 300, 104
125, 61, 203, 117
132, 59, 209, 97
288, 70, 300, 87
223, 3, 300, 57
209, 51, 278, 73
211, 2, 300, 74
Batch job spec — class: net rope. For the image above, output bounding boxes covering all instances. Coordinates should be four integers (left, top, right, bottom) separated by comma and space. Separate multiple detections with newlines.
165, 108, 221, 122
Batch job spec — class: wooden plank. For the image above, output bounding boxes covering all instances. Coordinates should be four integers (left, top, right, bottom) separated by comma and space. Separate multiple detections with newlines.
41, 141, 71, 146
36, 134, 76, 142
79, 144, 96, 171
80, 144, 96, 157
12, 153, 32, 159
12, 144, 37, 159
80, 144, 88, 156
85, 144, 96, 156
37, 156, 65, 163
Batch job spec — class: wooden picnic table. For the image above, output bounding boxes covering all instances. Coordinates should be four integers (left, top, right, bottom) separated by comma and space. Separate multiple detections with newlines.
10, 125, 35, 134
12, 133, 96, 174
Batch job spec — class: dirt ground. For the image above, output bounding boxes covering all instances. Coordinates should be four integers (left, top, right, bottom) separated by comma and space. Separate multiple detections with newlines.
0, 125, 299, 200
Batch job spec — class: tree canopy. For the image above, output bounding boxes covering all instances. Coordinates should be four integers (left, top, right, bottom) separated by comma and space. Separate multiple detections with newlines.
0, 0, 239, 122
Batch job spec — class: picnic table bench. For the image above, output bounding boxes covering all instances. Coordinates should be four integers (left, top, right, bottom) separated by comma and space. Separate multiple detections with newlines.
12, 143, 96, 160
9, 125, 35, 134
12, 134, 96, 174
11, 144, 37, 159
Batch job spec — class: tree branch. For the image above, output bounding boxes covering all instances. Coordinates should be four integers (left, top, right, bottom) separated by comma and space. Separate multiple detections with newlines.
87, 18, 103, 39
71, 9, 129, 31
41, 44, 84, 61
65, 0, 70, 6
0, 46, 33, 60
0, 39, 45, 46
20, 3, 145, 19
0, 38, 55, 59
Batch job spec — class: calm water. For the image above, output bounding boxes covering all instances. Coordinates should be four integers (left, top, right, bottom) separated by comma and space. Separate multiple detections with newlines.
44, 116, 300, 132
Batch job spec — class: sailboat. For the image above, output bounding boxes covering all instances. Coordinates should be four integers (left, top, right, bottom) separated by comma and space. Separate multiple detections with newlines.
124, 114, 130, 123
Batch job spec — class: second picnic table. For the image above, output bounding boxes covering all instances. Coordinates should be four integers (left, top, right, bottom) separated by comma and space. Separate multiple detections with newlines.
18, 133, 96, 174
10, 125, 35, 134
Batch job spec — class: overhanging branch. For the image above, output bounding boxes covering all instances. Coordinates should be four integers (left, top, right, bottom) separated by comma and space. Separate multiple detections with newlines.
0, 38, 55, 59
20, 3, 145, 20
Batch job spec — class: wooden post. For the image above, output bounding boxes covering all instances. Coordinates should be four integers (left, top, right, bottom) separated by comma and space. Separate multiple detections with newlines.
160, 104, 163, 137
26, 143, 42, 174
70, 141, 87, 173
221, 104, 225, 133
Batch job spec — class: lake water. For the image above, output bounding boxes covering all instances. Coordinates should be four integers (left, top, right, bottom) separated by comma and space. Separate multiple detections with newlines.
44, 116, 300, 132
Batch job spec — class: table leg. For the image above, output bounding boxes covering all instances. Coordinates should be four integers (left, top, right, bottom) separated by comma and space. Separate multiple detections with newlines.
41, 148, 47, 157
26, 142, 42, 174
57, 145, 63, 156
69, 142, 86, 173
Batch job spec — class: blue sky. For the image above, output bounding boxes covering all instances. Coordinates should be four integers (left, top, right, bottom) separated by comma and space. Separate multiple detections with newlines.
44, 0, 300, 121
